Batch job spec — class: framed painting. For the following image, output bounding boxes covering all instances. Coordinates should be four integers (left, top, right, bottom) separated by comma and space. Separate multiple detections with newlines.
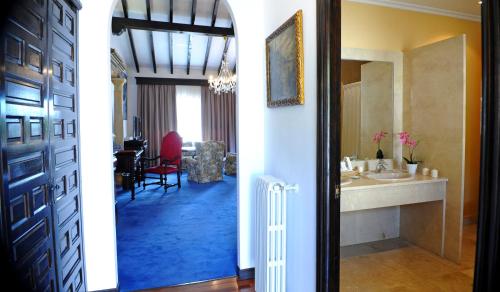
266, 10, 304, 107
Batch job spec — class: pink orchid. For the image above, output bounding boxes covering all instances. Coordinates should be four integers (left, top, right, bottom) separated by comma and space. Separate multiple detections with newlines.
372, 131, 387, 144
398, 131, 420, 164
399, 131, 410, 144
406, 138, 418, 149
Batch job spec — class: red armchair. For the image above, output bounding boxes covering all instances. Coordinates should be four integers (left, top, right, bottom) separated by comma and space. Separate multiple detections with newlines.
142, 131, 183, 191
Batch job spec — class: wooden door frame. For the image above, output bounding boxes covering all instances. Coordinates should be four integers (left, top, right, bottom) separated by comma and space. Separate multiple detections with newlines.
474, 1, 500, 291
316, 0, 500, 291
316, 0, 341, 291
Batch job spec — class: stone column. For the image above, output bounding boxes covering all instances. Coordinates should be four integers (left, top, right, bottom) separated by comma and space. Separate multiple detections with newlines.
112, 78, 126, 148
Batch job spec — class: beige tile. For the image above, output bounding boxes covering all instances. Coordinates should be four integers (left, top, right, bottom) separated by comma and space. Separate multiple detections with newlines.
341, 224, 476, 291
403, 35, 467, 263
359, 61, 394, 159
400, 201, 444, 256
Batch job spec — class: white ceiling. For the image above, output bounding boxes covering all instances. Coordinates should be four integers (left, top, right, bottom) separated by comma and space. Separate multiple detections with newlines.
350, 0, 481, 21
390, 0, 480, 16
112, 0, 481, 76
111, 0, 235, 76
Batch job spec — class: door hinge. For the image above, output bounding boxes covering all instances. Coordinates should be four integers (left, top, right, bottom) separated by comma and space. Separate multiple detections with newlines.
334, 184, 341, 200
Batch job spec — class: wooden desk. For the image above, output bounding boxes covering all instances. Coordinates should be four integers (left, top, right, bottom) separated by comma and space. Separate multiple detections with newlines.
115, 149, 144, 200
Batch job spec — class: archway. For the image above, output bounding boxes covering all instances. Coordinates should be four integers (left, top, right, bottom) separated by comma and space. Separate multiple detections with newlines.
78, 0, 265, 290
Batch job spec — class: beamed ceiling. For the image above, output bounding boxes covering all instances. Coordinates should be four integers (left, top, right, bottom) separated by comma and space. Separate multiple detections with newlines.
111, 0, 236, 76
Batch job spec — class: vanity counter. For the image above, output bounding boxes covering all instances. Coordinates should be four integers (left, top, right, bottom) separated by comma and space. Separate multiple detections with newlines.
340, 173, 447, 256
342, 174, 447, 191
341, 174, 447, 213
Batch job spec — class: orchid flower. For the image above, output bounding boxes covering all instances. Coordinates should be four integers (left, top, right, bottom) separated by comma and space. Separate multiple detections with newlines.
398, 131, 420, 164
372, 131, 388, 149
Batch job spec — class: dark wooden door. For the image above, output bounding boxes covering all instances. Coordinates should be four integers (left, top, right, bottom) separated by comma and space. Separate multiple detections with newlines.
48, 0, 85, 291
1, 0, 84, 291
0, 0, 57, 290
474, 1, 500, 290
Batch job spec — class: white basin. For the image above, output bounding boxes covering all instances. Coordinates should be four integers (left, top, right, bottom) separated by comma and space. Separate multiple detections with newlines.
363, 170, 414, 181
341, 177, 353, 186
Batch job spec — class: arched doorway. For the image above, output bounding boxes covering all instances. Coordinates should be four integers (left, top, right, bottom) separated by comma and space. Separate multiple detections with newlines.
78, 0, 265, 290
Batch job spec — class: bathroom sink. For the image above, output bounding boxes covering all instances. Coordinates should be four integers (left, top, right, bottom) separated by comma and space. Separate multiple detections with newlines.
341, 177, 353, 186
363, 170, 414, 181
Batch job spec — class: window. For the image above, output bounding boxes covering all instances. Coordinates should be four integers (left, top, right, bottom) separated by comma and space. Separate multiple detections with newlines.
176, 85, 202, 143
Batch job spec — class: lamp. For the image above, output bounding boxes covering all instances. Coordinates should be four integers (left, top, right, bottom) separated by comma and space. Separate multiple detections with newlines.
209, 43, 237, 94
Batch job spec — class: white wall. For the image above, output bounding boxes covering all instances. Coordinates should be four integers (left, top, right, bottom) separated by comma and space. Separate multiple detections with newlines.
79, 0, 265, 290
223, 0, 266, 271
263, 1, 317, 292
79, 1, 118, 290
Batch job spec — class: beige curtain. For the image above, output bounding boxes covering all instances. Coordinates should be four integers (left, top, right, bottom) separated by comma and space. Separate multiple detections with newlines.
137, 84, 177, 159
201, 86, 236, 153
341, 82, 361, 158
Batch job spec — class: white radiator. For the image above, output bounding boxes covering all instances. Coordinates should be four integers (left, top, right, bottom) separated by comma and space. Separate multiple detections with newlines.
255, 176, 298, 292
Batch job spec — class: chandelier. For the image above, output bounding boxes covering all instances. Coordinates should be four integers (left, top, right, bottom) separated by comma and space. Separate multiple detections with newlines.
209, 53, 237, 94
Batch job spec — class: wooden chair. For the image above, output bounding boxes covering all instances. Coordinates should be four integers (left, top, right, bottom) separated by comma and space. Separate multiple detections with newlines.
142, 131, 183, 191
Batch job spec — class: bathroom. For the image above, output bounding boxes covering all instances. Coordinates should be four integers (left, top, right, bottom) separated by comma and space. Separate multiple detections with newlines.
338, 11, 479, 286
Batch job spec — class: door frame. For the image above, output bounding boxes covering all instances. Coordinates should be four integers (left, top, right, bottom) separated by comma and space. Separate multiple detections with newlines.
474, 1, 500, 291
316, 0, 341, 291
316, 0, 500, 291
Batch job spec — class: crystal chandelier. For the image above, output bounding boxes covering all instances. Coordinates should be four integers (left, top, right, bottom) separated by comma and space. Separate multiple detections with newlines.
209, 52, 237, 94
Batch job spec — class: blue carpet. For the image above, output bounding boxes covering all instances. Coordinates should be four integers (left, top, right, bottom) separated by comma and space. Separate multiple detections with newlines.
116, 173, 237, 291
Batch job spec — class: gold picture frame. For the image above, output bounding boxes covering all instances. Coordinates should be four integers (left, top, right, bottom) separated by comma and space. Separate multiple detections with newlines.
266, 10, 304, 107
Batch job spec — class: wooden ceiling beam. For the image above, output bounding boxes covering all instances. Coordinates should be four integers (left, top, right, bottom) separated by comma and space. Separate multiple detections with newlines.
121, 0, 139, 73
210, 0, 220, 27
187, 35, 192, 75
202, 0, 220, 75
136, 77, 208, 86
169, 33, 173, 74
169, 0, 173, 22
191, 0, 197, 25
112, 17, 235, 37
168, 0, 173, 74
145, 0, 157, 73
202, 37, 212, 76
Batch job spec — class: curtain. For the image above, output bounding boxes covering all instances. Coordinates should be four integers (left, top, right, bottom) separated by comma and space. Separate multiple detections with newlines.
341, 82, 361, 158
201, 86, 237, 153
176, 85, 202, 143
137, 84, 177, 159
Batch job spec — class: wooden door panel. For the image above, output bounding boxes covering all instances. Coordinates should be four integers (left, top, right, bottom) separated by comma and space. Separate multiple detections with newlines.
48, 0, 85, 291
1, 0, 83, 290
1, 1, 58, 291
4, 1, 46, 90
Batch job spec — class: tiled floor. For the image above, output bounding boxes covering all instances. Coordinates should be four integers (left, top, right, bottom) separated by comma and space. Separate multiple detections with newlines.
136, 225, 477, 291
341, 238, 411, 259
340, 224, 477, 291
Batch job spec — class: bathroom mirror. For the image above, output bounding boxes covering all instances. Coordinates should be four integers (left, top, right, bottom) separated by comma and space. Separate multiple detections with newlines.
341, 59, 394, 160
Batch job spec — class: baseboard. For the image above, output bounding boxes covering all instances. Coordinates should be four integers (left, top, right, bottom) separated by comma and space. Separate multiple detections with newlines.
238, 266, 255, 280
90, 282, 119, 292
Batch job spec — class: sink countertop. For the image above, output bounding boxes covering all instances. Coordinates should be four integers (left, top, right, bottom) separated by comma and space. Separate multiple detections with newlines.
341, 174, 448, 191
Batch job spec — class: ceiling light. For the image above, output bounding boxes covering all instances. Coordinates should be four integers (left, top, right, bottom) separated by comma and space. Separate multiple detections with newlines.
209, 49, 237, 95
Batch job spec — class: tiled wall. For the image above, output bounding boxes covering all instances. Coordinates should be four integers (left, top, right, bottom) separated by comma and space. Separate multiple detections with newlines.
404, 35, 466, 262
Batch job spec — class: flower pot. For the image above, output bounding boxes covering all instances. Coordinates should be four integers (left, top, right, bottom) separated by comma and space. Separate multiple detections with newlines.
407, 163, 418, 175
376, 149, 384, 159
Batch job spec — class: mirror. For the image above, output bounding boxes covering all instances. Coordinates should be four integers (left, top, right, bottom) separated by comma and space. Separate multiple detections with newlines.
341, 60, 394, 160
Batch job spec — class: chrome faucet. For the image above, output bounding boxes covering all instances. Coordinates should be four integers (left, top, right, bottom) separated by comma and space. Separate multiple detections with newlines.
375, 159, 387, 173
